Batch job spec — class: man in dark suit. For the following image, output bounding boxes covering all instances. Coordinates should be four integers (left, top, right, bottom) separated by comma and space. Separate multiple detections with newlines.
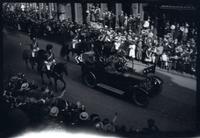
111, 12, 116, 29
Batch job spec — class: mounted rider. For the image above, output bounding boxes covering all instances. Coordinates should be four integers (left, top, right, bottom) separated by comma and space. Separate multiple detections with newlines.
44, 44, 56, 71
30, 37, 40, 58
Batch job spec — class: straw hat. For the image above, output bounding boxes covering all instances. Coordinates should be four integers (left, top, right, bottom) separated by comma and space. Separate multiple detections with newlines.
79, 112, 89, 121
21, 82, 29, 90
49, 106, 59, 117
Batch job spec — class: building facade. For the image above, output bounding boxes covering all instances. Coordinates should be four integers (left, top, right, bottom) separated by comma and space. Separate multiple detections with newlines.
8, 3, 145, 24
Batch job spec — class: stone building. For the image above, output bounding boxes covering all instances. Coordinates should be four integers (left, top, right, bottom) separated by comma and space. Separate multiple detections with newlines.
58, 3, 145, 24
16, 3, 145, 24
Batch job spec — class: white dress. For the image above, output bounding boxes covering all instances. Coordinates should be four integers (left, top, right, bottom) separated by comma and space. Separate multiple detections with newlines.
161, 53, 169, 66
129, 44, 136, 59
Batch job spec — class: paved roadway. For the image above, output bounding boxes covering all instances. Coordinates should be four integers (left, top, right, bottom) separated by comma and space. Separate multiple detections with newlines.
3, 28, 196, 132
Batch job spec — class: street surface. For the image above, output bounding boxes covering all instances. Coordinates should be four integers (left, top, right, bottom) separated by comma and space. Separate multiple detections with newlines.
3, 28, 196, 131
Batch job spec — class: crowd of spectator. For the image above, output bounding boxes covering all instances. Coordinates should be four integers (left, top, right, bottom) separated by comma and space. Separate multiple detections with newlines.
1, 73, 160, 137
86, 4, 197, 75
3, 3, 197, 75
3, 4, 80, 43
86, 4, 141, 32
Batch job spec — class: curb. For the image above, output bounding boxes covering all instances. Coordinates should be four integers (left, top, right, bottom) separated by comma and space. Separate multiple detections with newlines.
132, 61, 196, 80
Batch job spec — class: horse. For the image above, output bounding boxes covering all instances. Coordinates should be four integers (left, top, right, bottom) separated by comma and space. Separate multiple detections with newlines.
40, 62, 68, 91
37, 50, 68, 91
22, 49, 46, 70
60, 42, 72, 61
22, 49, 37, 69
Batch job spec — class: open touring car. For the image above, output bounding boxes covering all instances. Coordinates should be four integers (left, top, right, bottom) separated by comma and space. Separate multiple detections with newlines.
77, 51, 163, 107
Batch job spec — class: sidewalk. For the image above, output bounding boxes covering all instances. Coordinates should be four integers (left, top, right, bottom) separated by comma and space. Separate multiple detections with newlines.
130, 60, 196, 80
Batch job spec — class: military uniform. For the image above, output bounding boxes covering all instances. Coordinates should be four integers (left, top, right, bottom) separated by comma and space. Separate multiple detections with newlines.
45, 45, 56, 71
45, 51, 56, 71
30, 39, 39, 58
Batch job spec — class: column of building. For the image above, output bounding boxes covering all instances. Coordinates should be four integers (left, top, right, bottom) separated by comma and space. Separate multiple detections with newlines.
55, 3, 83, 23
65, 3, 72, 21
32, 2, 145, 25
101, 3, 108, 12
48, 3, 53, 19
74, 3, 83, 24
57, 4, 66, 21
138, 3, 144, 21
132, 3, 138, 17
115, 3, 122, 28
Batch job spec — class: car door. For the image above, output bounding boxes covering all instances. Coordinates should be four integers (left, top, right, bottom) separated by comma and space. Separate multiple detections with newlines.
103, 71, 119, 87
112, 72, 130, 92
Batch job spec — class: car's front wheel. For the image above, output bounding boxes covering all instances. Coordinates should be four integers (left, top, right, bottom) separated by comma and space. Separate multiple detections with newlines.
132, 89, 149, 107
83, 72, 97, 88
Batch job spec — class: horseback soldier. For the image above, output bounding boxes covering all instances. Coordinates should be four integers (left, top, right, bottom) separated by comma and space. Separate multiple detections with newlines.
30, 37, 39, 58
45, 44, 56, 71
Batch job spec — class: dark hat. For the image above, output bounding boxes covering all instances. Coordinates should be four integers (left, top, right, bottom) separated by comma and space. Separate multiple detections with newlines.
46, 44, 53, 51
147, 119, 155, 125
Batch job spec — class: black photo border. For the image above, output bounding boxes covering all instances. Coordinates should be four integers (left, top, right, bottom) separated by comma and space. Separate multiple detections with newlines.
0, 0, 200, 137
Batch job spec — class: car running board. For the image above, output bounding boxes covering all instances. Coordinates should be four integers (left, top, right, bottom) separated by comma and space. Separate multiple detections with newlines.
97, 83, 125, 95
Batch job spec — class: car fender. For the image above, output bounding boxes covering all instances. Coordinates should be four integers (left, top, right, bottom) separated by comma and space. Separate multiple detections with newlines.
88, 71, 97, 81
149, 75, 163, 86
132, 85, 149, 95
82, 71, 97, 88
130, 85, 150, 107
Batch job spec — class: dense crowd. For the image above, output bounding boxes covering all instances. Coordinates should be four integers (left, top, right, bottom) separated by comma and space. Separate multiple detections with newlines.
1, 73, 160, 137
3, 4, 197, 75
86, 4, 197, 74
3, 5, 80, 43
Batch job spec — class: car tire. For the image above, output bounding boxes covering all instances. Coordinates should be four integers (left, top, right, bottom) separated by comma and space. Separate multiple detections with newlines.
83, 72, 97, 88
132, 89, 149, 107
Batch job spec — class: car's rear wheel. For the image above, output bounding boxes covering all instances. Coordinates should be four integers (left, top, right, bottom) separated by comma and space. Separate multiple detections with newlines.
132, 89, 149, 107
83, 72, 97, 88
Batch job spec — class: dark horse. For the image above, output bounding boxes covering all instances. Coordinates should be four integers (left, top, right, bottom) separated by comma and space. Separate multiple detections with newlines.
22, 49, 37, 69
23, 49, 68, 91
37, 49, 68, 91
22, 48, 46, 71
